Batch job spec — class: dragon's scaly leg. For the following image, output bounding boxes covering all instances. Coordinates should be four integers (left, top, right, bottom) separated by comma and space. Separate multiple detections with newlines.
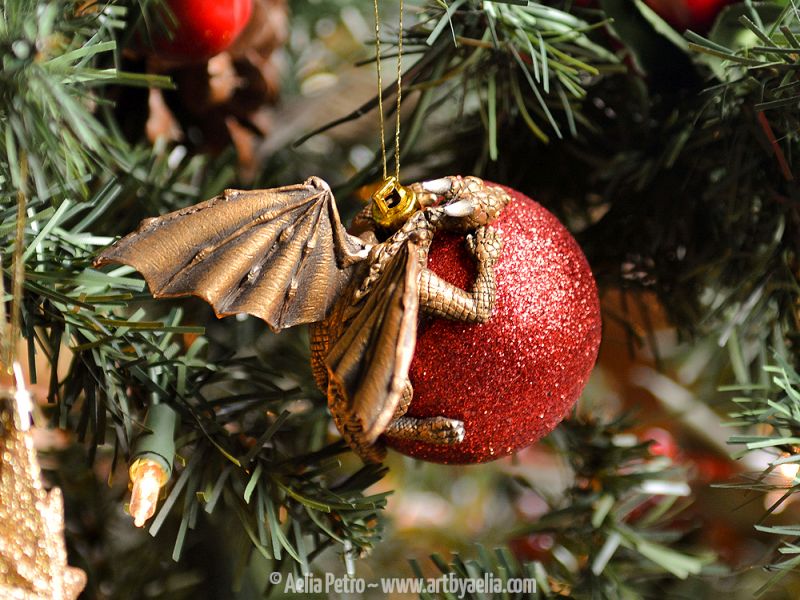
419, 226, 502, 323
384, 226, 501, 447
380, 227, 501, 447
384, 381, 465, 445
392, 380, 413, 419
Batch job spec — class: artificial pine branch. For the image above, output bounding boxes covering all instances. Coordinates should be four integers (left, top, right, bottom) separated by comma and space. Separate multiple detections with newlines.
6, 0, 800, 596
721, 330, 800, 593
381, 0, 799, 342
1, 0, 390, 583
402, 0, 619, 143
300, 0, 618, 196
6, 125, 392, 576
0, 0, 171, 201
419, 415, 711, 599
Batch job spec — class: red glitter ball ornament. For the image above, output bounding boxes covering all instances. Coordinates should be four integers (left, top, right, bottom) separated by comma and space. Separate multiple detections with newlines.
386, 185, 601, 464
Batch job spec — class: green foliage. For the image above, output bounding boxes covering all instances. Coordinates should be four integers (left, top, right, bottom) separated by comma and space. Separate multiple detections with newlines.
410, 0, 617, 144
428, 0, 800, 341
4, 0, 800, 596
721, 332, 800, 595
418, 416, 713, 599
0, 0, 169, 200
5, 133, 391, 580
525, 417, 711, 596
301, 0, 619, 192
685, 9, 800, 587
1, 0, 389, 592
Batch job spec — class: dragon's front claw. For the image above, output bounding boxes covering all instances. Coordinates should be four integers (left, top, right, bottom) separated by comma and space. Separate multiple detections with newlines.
408, 177, 455, 209
419, 177, 454, 195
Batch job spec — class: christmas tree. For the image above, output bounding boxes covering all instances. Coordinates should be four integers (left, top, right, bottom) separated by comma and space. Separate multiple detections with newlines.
2, 0, 800, 597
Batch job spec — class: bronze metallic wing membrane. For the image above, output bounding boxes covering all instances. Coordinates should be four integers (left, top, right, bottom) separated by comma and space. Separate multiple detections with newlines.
94, 176, 366, 332
325, 241, 420, 461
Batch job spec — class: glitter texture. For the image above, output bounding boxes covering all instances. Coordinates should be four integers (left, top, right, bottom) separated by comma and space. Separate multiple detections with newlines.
386, 186, 601, 463
0, 386, 87, 599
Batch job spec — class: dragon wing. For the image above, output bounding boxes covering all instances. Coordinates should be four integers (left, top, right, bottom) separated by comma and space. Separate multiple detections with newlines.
94, 177, 367, 331
325, 240, 420, 447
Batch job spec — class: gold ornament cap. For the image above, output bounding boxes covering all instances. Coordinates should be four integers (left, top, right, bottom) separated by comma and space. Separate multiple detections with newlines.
371, 176, 418, 229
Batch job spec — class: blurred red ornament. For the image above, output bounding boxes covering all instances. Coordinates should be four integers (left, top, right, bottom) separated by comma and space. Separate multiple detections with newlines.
646, 0, 733, 31
152, 0, 254, 63
509, 532, 556, 563
688, 453, 737, 483
641, 426, 679, 459
702, 521, 744, 564
387, 186, 602, 463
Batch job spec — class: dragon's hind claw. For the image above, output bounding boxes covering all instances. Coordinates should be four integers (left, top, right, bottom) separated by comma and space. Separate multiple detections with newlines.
384, 415, 465, 445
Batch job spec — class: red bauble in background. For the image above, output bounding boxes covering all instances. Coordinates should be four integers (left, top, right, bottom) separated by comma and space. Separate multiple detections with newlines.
574, 0, 732, 33
646, 0, 733, 31
151, 0, 254, 63
509, 532, 556, 563
386, 186, 602, 464
641, 426, 680, 459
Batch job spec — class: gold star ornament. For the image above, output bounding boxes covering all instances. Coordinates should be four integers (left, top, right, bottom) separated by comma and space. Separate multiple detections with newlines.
0, 363, 87, 600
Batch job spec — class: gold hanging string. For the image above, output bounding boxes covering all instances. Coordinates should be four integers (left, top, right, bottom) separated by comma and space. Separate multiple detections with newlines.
371, 0, 417, 229
394, 0, 404, 180
373, 0, 387, 180
373, 0, 404, 181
